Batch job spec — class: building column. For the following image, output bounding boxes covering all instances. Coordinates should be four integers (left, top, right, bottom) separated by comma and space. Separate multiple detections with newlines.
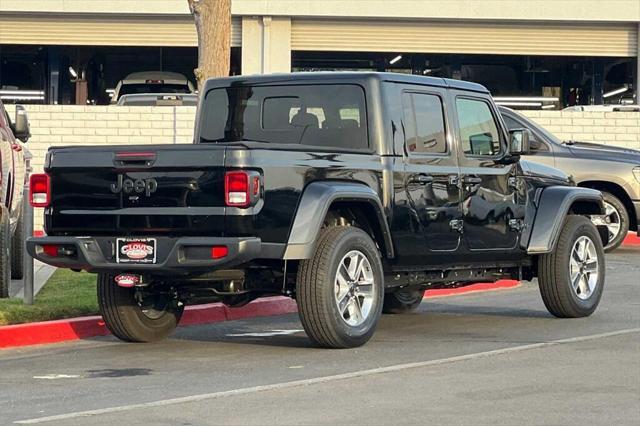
590, 59, 604, 105
636, 22, 639, 103
241, 16, 291, 75
47, 47, 60, 104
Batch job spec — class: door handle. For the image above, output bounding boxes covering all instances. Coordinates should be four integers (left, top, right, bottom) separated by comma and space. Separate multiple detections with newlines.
463, 176, 482, 185
411, 174, 434, 185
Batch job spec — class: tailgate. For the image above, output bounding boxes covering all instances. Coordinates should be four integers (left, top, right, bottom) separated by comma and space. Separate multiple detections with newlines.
45, 144, 227, 236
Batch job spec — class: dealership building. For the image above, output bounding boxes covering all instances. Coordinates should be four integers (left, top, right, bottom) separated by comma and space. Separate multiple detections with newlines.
1, 0, 639, 108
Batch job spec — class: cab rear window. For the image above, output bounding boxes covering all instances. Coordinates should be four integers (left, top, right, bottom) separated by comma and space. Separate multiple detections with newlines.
199, 84, 368, 151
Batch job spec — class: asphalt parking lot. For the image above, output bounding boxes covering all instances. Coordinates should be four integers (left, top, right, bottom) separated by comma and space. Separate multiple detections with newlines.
1, 247, 638, 425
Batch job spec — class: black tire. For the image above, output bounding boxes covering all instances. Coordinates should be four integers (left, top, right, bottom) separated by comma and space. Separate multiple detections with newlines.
11, 213, 24, 280
97, 273, 184, 342
538, 215, 605, 318
593, 192, 629, 252
296, 226, 384, 349
382, 287, 425, 314
0, 212, 10, 298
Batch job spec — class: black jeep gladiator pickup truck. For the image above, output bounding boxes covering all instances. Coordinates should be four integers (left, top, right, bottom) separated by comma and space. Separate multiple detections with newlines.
27, 72, 608, 348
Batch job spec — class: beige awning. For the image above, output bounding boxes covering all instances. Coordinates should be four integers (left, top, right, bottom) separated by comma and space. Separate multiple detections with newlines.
291, 19, 638, 57
0, 13, 241, 47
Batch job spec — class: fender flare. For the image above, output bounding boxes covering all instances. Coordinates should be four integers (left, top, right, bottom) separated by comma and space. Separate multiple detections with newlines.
526, 186, 604, 254
283, 181, 394, 260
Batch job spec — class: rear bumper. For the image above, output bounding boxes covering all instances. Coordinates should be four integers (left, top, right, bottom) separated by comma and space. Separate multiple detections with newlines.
26, 236, 282, 275
633, 200, 640, 235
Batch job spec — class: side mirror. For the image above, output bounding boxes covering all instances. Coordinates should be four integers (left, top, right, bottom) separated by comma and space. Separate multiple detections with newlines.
508, 128, 532, 156
14, 105, 31, 143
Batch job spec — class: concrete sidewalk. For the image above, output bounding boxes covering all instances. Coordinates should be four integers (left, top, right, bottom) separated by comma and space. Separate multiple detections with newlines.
8, 261, 56, 299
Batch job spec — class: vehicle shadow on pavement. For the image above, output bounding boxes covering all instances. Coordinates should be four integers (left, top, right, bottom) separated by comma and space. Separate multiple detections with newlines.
169, 302, 554, 349
172, 314, 317, 349
425, 303, 552, 319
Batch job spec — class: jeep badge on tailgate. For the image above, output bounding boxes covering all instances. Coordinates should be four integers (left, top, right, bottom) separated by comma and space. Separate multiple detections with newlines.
110, 174, 158, 196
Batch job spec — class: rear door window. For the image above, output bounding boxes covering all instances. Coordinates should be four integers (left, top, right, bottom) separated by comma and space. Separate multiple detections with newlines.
200, 84, 368, 150
402, 92, 447, 154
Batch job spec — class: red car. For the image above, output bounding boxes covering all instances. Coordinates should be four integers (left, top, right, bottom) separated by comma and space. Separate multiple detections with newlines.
0, 101, 30, 297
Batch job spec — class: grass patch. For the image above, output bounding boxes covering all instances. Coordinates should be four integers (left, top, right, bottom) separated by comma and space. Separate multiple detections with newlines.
0, 269, 99, 326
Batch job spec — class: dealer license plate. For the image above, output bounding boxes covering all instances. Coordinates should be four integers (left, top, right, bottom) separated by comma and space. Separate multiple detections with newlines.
116, 238, 157, 264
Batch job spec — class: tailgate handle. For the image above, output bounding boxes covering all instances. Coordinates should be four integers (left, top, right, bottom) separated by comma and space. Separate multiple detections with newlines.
114, 151, 156, 167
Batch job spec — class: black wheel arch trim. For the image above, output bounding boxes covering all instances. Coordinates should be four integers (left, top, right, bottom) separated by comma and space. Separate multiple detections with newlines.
283, 181, 394, 259
526, 186, 605, 254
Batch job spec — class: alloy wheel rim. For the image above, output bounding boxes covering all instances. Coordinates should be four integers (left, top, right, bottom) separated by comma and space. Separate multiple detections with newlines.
334, 250, 375, 327
591, 201, 621, 244
569, 236, 599, 300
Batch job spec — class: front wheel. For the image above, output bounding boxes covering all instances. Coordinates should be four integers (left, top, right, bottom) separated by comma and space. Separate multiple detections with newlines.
538, 215, 605, 318
97, 273, 184, 342
296, 226, 384, 349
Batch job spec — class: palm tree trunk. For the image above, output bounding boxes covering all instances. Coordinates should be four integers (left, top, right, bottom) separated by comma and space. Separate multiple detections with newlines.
187, 0, 231, 91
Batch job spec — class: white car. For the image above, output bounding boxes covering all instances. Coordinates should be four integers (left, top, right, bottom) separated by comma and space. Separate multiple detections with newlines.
112, 71, 195, 103
562, 104, 639, 112
117, 93, 198, 107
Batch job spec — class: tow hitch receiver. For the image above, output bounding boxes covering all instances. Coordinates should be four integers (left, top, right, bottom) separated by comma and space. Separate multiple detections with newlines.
115, 274, 143, 288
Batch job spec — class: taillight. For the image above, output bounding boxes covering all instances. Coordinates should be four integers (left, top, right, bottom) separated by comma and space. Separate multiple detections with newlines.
225, 172, 249, 206
42, 244, 59, 257
225, 171, 261, 208
39, 244, 76, 258
30, 173, 51, 207
211, 246, 228, 259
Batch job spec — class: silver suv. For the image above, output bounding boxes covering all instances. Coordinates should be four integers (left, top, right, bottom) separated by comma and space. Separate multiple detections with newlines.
500, 106, 640, 251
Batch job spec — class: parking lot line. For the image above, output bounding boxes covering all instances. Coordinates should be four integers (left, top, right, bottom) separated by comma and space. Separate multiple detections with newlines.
15, 327, 640, 425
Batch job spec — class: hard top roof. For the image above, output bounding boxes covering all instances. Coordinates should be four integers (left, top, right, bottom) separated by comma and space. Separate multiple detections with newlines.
202, 71, 489, 94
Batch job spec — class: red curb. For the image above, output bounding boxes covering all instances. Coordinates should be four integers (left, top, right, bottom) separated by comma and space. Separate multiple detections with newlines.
0, 316, 109, 349
0, 296, 295, 350
425, 279, 520, 298
623, 232, 640, 246
0, 281, 517, 350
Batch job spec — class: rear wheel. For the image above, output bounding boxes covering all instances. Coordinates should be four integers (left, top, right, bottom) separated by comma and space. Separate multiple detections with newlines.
383, 287, 425, 314
296, 226, 384, 349
538, 215, 605, 318
590, 192, 628, 252
97, 273, 184, 342
0, 212, 10, 298
11, 214, 24, 280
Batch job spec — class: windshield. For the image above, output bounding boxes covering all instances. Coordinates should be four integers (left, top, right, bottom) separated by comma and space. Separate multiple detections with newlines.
119, 83, 191, 97
199, 84, 368, 150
